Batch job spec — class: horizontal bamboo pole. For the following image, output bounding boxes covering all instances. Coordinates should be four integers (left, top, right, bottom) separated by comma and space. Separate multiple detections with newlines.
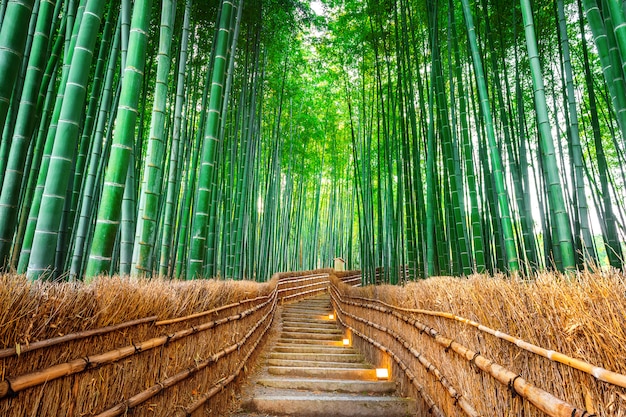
95, 297, 277, 417
331, 286, 593, 417
330, 302, 446, 417
342, 292, 626, 389
330, 290, 479, 417
277, 280, 327, 294
0, 292, 277, 399
281, 286, 327, 302
176, 303, 276, 416
156, 292, 273, 326
277, 273, 329, 284
0, 316, 158, 359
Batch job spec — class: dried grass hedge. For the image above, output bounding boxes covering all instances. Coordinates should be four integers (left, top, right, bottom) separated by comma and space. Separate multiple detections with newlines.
0, 273, 275, 417
332, 270, 626, 417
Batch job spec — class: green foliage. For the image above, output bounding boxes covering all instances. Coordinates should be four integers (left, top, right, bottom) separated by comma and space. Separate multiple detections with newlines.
0, 0, 624, 281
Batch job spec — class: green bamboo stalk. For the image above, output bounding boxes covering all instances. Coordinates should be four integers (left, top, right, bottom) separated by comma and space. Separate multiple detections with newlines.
578, 0, 624, 267
18, 0, 86, 273
0, 0, 35, 175
69, 19, 121, 279
67, 3, 119, 267
27, 0, 106, 280
85, 0, 153, 279
460, 0, 519, 273
188, 0, 236, 279
159, 0, 192, 277
556, 0, 595, 264
132, 0, 177, 275
0, 0, 54, 268
519, 0, 575, 272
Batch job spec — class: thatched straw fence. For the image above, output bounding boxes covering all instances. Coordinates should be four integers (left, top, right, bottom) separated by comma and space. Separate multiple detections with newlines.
330, 270, 626, 417
0, 269, 342, 416
6, 268, 619, 417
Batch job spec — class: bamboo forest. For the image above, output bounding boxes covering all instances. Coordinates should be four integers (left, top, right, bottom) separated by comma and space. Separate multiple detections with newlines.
0, 0, 625, 283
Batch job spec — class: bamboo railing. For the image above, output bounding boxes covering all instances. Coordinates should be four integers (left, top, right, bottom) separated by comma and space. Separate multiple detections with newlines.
330, 285, 479, 417
0, 268, 347, 417
0, 315, 158, 359
0, 292, 276, 399
347, 294, 626, 389
328, 275, 611, 417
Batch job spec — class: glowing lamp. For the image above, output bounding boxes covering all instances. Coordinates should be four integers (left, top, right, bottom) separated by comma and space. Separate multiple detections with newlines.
329, 313, 335, 320
376, 368, 390, 380
342, 338, 350, 346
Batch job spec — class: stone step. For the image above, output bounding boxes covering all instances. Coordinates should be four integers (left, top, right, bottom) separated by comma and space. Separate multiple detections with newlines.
281, 313, 331, 321
285, 300, 330, 305
285, 302, 330, 308
266, 358, 369, 368
276, 338, 340, 346
273, 345, 357, 354
281, 318, 334, 326
269, 352, 362, 362
281, 322, 338, 330
283, 306, 330, 312
231, 295, 415, 417
243, 394, 415, 417
281, 331, 342, 341
268, 366, 378, 380
282, 317, 335, 324
257, 377, 397, 394
282, 326, 341, 335
284, 303, 331, 308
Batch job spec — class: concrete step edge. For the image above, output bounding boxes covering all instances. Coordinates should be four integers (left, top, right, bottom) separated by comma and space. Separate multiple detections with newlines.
256, 377, 397, 393
244, 395, 415, 417
266, 359, 370, 368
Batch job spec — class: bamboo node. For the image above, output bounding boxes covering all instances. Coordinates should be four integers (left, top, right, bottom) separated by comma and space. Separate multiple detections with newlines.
132, 342, 142, 354
445, 339, 454, 352
83, 356, 92, 369
470, 351, 480, 373
508, 374, 522, 398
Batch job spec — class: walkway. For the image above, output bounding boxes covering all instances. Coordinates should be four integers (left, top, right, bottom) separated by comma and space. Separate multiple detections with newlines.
232, 294, 415, 416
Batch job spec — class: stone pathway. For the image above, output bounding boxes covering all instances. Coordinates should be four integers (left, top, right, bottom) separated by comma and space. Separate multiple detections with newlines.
231, 294, 415, 417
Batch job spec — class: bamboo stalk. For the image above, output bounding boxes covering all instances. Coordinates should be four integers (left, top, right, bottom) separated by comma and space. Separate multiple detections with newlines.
0, 316, 157, 359
342, 289, 626, 389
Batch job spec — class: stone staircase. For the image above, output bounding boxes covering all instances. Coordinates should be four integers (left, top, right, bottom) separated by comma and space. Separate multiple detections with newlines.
232, 294, 415, 417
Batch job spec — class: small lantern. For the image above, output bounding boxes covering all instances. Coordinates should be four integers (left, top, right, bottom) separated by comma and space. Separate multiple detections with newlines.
334, 257, 346, 271
329, 313, 335, 320
342, 338, 350, 346
376, 368, 390, 380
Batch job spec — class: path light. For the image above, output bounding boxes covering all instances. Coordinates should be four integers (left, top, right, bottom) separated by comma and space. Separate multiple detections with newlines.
342, 338, 350, 346
328, 313, 335, 320
376, 368, 390, 380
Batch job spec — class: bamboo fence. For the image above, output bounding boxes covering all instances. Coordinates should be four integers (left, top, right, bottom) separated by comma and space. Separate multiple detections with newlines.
0, 269, 336, 416
330, 270, 626, 417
